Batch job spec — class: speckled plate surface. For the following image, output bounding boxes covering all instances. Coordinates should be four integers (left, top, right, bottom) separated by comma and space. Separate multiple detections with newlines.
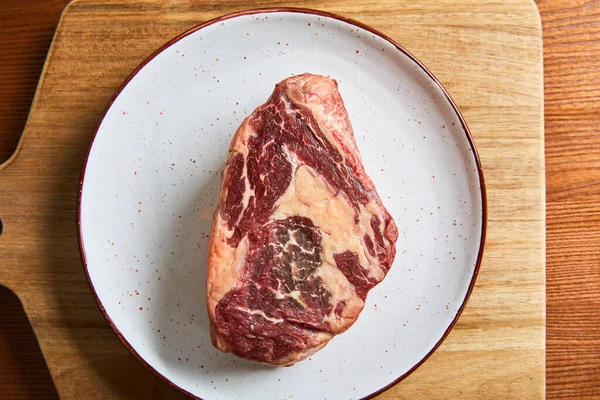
79, 8, 486, 400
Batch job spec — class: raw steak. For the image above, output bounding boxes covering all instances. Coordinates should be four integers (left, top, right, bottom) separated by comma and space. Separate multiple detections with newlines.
207, 73, 398, 366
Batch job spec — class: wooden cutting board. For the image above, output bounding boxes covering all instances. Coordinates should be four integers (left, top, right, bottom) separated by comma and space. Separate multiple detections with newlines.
0, 0, 545, 398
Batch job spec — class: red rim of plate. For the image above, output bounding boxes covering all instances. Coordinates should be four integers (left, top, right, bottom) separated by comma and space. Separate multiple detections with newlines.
77, 7, 488, 400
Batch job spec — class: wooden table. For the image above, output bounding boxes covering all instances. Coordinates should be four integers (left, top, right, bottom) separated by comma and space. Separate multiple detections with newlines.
0, 0, 598, 399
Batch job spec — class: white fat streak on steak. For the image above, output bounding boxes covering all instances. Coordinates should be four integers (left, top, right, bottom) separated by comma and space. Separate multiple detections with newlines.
207, 73, 398, 366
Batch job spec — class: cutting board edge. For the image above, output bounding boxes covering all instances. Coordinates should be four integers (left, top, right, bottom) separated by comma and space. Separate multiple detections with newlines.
0, 0, 80, 177
0, 0, 546, 399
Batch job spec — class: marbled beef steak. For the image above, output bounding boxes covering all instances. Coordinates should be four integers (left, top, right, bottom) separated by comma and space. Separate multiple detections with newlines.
207, 73, 398, 366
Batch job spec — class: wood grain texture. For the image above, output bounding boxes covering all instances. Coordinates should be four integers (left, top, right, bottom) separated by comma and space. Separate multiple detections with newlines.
0, 0, 546, 399
0, 0, 71, 163
0, 286, 59, 400
538, 0, 600, 398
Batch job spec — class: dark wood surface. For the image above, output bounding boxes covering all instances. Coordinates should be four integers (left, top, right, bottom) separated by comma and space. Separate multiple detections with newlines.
540, 0, 600, 398
0, 286, 58, 400
0, 0, 597, 399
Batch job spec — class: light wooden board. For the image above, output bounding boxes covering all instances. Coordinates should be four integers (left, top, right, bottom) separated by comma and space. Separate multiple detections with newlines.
0, 0, 545, 398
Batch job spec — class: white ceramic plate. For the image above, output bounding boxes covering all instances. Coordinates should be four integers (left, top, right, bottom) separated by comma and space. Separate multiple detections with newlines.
79, 8, 486, 400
